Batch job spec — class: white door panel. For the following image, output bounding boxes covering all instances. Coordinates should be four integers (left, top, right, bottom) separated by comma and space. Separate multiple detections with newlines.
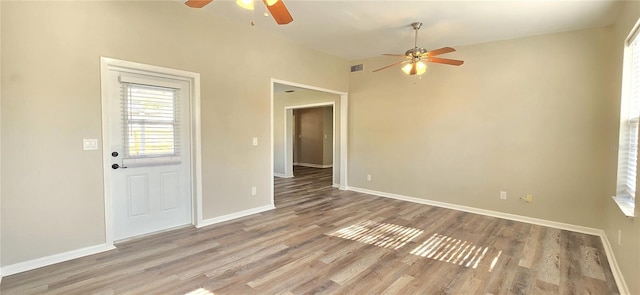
127, 174, 149, 217
106, 69, 192, 241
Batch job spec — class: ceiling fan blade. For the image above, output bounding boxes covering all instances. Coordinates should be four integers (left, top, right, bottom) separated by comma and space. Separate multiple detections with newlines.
263, 0, 293, 25
184, 0, 213, 8
427, 57, 464, 66
382, 54, 409, 58
372, 60, 409, 72
427, 47, 455, 57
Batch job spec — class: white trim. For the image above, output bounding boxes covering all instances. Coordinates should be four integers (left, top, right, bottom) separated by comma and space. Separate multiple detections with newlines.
100, 57, 202, 245
294, 163, 333, 169
270, 81, 275, 208
598, 231, 630, 295
100, 58, 114, 246
274, 173, 293, 178
192, 76, 203, 228
286, 102, 335, 109
347, 186, 601, 235
197, 205, 275, 228
626, 16, 640, 46
1, 244, 114, 277
119, 75, 182, 89
339, 92, 348, 190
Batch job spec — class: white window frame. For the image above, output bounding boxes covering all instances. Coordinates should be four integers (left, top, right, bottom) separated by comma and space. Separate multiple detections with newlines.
613, 19, 640, 218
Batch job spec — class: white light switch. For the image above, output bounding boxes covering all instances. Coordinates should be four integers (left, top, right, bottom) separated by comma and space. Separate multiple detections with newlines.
252, 137, 258, 146
83, 139, 98, 150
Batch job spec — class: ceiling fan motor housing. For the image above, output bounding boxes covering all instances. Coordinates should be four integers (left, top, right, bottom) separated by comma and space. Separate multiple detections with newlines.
405, 47, 428, 60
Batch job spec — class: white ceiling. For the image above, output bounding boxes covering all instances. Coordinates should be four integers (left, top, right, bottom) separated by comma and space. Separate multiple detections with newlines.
194, 0, 624, 60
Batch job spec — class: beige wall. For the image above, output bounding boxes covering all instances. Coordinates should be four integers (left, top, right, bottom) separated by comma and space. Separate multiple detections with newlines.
0, 1, 348, 266
273, 89, 340, 183
349, 27, 614, 229
603, 1, 640, 294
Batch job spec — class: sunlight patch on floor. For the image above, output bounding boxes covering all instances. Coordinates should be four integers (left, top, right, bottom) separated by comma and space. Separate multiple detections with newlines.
329, 220, 423, 250
185, 288, 215, 295
410, 233, 494, 269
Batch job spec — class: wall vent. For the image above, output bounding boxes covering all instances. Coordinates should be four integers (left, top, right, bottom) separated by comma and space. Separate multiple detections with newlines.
350, 64, 364, 72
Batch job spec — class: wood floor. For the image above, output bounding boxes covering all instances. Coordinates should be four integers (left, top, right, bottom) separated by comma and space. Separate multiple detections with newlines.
1, 166, 619, 294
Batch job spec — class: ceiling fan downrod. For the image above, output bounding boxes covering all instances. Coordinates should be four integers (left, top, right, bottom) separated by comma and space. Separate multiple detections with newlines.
411, 22, 422, 49
405, 22, 426, 59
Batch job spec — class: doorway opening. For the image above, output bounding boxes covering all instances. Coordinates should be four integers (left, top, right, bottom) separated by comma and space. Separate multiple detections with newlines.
270, 79, 348, 206
286, 104, 335, 175
288, 104, 334, 183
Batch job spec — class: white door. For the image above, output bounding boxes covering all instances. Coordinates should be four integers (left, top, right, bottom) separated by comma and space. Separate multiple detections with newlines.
106, 69, 192, 241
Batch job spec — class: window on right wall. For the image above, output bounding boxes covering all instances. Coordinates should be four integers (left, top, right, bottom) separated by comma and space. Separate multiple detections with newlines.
614, 20, 640, 217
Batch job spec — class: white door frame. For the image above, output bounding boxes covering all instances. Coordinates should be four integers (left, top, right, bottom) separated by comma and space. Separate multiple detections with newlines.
270, 78, 348, 206
284, 102, 336, 180
100, 57, 202, 246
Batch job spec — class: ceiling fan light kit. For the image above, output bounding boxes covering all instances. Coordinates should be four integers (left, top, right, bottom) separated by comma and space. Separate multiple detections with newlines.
236, 0, 255, 10
373, 21, 464, 77
402, 61, 427, 76
185, 0, 293, 25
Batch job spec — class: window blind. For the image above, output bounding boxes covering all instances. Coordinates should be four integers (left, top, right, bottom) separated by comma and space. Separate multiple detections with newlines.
617, 30, 640, 198
121, 82, 181, 159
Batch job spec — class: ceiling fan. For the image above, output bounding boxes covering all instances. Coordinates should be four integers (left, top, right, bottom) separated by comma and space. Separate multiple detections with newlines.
184, 0, 293, 25
373, 22, 464, 76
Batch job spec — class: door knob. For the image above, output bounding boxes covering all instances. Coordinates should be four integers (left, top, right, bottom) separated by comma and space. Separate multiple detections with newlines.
111, 151, 118, 157
112, 163, 127, 169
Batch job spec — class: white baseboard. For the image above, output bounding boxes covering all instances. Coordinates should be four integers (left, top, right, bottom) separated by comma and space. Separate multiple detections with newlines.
347, 186, 629, 293
197, 205, 275, 228
598, 231, 630, 295
294, 163, 333, 169
0, 205, 274, 280
347, 186, 601, 235
1, 243, 115, 278
274, 173, 293, 178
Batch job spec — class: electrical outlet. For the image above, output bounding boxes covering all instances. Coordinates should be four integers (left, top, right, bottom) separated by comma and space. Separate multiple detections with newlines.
525, 194, 533, 203
251, 187, 257, 196
500, 191, 507, 200
367, 174, 371, 181
252, 137, 258, 146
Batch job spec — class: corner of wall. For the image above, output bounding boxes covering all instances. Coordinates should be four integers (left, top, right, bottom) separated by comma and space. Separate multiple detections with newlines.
0, 0, 4, 283
598, 230, 631, 295
602, 2, 640, 294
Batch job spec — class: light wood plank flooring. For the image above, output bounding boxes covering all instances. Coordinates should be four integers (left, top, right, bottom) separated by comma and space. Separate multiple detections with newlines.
1, 166, 619, 294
